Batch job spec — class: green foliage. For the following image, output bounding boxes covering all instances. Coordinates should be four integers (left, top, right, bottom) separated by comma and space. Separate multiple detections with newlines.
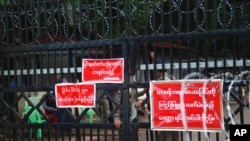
0, 0, 9, 5
64, 0, 162, 38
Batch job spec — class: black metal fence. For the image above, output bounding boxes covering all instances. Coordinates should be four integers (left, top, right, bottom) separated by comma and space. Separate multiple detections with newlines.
1, 0, 250, 141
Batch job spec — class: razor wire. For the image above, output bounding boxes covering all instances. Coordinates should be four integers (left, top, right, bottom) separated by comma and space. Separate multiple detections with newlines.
0, 0, 249, 46
178, 70, 250, 141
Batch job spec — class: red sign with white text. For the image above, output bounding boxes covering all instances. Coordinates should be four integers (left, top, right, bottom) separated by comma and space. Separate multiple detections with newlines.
150, 79, 224, 131
55, 83, 96, 108
82, 58, 124, 83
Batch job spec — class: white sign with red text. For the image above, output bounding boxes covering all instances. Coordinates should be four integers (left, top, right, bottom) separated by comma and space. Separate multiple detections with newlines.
82, 58, 124, 83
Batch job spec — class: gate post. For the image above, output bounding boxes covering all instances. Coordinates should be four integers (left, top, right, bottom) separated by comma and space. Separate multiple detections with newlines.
120, 43, 131, 141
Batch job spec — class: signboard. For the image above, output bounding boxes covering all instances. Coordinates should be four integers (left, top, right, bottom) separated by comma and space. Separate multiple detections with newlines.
55, 83, 96, 108
82, 58, 124, 83
150, 79, 224, 131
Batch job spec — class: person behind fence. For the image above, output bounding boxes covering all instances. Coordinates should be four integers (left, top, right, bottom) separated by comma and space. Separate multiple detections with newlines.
3, 77, 18, 122
42, 74, 73, 134
57, 74, 72, 121
96, 90, 110, 118
111, 89, 122, 129
42, 90, 72, 123
135, 51, 179, 141
42, 91, 57, 121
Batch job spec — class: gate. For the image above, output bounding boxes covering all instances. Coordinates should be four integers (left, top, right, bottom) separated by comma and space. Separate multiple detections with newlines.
0, 39, 134, 141
1, 0, 250, 141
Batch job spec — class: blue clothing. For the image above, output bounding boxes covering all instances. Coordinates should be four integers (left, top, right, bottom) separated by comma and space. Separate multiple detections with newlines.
9, 81, 15, 87
56, 109, 68, 123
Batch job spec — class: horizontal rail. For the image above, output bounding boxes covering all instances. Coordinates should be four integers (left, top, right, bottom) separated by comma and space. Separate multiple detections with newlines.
1, 59, 250, 76
139, 59, 250, 70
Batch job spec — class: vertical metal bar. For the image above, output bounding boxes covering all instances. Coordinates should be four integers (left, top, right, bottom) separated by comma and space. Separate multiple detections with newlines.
60, 47, 63, 75
212, 39, 218, 74
71, 0, 76, 41
116, 0, 121, 37
194, 0, 199, 72
32, 52, 36, 87
178, 0, 181, 32
86, 0, 91, 39
17, 2, 22, 45
129, 42, 137, 76
195, 0, 198, 31
177, 0, 182, 78
0, 10, 3, 47
204, 0, 208, 31
216, 132, 220, 141
31, 0, 35, 44
24, 2, 28, 43
94, 0, 100, 38
10, 3, 15, 44
169, 42, 174, 79
143, 43, 150, 81
39, 50, 43, 86
160, 0, 164, 34
58, 0, 62, 42
13, 52, 17, 82
53, 48, 56, 83
223, 0, 226, 29
144, 0, 149, 35
109, 0, 113, 38
36, 0, 41, 43
5, 4, 9, 45
212, 1, 218, 75
121, 42, 130, 141
204, 0, 209, 76
135, 0, 139, 35
124, 0, 128, 37
78, 0, 83, 40
242, 0, 247, 28
27, 52, 30, 86
0, 48, 3, 88
160, 43, 165, 73
168, 0, 172, 33
67, 47, 71, 81
129, 0, 133, 36
152, 0, 156, 34
72, 47, 77, 82
195, 39, 199, 72
185, 0, 191, 76
241, 38, 247, 69
46, 46, 50, 85
213, 0, 218, 30
43, 0, 48, 43
186, 0, 190, 32
63, 0, 69, 42
177, 41, 182, 78
19, 52, 24, 87
222, 39, 227, 73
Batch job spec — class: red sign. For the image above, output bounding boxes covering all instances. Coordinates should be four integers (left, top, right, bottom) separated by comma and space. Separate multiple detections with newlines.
82, 58, 124, 83
150, 79, 224, 131
55, 83, 96, 108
